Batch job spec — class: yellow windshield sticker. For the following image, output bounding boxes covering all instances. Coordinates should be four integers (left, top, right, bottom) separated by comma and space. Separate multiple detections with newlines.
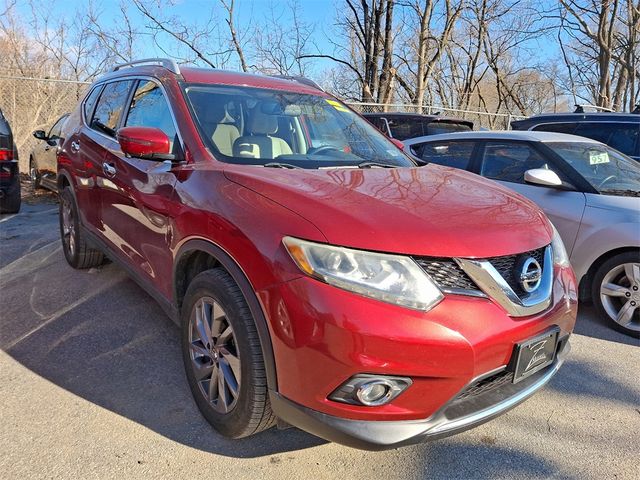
326, 99, 349, 112
589, 151, 610, 165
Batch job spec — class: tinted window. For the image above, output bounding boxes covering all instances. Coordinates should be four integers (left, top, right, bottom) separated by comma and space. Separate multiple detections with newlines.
48, 115, 68, 139
83, 86, 103, 123
480, 142, 552, 184
387, 119, 424, 140
125, 81, 178, 149
426, 122, 472, 135
532, 123, 576, 134
91, 81, 134, 137
415, 141, 475, 170
573, 123, 639, 156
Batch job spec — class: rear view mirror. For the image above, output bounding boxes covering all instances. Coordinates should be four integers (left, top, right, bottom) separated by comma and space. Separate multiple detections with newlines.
524, 169, 563, 188
117, 126, 174, 161
33, 130, 47, 140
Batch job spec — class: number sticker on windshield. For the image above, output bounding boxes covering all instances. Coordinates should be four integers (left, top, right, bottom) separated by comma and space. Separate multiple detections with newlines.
589, 151, 610, 165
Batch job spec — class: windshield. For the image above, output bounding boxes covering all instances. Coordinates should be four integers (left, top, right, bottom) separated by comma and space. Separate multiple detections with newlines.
184, 84, 414, 168
548, 142, 640, 196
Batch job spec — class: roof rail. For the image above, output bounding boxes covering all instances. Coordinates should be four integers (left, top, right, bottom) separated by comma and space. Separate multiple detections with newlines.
112, 58, 181, 75
270, 74, 323, 91
573, 104, 615, 113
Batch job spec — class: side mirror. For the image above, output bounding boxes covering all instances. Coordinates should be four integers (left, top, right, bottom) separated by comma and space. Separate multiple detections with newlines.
117, 126, 173, 161
390, 138, 404, 150
524, 168, 564, 188
33, 130, 47, 140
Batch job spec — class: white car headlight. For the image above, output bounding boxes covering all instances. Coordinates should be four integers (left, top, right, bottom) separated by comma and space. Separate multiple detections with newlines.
283, 237, 443, 311
550, 223, 570, 267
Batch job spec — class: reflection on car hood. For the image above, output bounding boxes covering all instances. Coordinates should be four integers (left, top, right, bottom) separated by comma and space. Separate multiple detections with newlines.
224, 164, 552, 258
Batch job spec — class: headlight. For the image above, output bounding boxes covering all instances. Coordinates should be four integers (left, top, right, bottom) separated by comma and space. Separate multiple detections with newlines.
550, 223, 570, 267
282, 237, 443, 311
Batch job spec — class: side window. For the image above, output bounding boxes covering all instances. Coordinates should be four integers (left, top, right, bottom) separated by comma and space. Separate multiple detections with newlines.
574, 123, 639, 157
83, 86, 103, 123
480, 142, 551, 184
416, 141, 475, 170
125, 81, 178, 149
388, 119, 424, 140
90, 81, 134, 137
608, 125, 639, 157
532, 123, 576, 134
48, 115, 68, 139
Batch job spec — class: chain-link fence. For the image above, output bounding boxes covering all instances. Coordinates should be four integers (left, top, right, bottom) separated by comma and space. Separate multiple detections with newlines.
0, 76, 89, 170
0, 75, 525, 171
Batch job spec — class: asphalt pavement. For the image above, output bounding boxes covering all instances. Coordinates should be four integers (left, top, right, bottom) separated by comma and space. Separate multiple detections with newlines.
1, 202, 638, 480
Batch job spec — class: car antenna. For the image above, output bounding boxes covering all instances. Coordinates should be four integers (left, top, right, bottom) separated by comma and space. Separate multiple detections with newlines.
633, 104, 640, 114
574, 104, 584, 113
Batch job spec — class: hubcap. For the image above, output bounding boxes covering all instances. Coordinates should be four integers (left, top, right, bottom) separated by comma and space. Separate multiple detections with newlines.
600, 262, 640, 332
61, 197, 76, 256
188, 297, 241, 413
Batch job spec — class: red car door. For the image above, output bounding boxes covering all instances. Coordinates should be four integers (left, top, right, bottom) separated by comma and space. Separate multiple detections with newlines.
99, 79, 180, 299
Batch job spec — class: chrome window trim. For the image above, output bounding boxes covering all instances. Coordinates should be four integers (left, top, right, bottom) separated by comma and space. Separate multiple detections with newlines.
81, 75, 185, 155
455, 246, 553, 317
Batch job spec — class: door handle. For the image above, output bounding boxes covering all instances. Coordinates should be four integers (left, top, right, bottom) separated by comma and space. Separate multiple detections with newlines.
70, 140, 80, 153
102, 162, 117, 177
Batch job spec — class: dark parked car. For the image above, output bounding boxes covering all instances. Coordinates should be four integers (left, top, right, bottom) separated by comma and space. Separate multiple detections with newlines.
30, 114, 69, 191
363, 112, 473, 140
57, 58, 576, 449
0, 108, 21, 214
511, 109, 640, 161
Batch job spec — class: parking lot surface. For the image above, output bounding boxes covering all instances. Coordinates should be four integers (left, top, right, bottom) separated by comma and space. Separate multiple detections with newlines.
1, 203, 639, 480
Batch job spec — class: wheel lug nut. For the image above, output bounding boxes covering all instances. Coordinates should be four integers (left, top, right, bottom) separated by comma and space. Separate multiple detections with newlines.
633, 286, 638, 291
626, 292, 632, 297
631, 301, 637, 306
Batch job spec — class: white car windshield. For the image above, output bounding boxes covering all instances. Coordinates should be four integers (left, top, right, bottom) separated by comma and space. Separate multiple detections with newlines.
184, 84, 414, 169
548, 142, 640, 196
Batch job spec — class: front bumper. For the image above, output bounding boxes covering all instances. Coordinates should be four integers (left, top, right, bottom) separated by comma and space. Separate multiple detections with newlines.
271, 337, 571, 450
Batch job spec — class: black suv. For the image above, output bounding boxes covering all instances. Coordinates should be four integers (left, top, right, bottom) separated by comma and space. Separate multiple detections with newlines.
511, 110, 640, 161
0, 108, 21, 214
363, 112, 473, 141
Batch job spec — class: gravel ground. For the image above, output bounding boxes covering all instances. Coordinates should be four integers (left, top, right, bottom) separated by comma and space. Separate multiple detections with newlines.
1, 202, 638, 480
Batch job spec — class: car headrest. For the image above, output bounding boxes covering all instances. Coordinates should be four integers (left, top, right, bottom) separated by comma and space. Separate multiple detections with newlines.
249, 111, 278, 135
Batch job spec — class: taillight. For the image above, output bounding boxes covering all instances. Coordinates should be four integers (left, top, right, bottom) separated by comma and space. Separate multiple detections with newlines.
0, 149, 13, 161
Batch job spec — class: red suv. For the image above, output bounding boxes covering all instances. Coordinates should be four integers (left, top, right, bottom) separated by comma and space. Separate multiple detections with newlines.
57, 59, 577, 449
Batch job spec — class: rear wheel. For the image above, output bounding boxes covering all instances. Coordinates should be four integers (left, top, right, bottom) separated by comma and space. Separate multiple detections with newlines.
181, 268, 275, 438
0, 180, 21, 214
592, 252, 640, 338
59, 186, 103, 269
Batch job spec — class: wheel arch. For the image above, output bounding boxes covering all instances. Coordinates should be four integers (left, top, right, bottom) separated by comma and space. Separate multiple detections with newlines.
173, 238, 278, 392
579, 246, 640, 300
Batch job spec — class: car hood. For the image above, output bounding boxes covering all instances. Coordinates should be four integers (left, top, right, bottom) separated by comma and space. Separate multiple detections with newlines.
224, 164, 552, 258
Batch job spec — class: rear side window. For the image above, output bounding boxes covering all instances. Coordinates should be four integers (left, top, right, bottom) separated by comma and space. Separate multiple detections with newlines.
83, 86, 103, 123
573, 123, 639, 157
480, 142, 552, 184
414, 141, 475, 170
388, 119, 424, 140
125, 81, 178, 149
90, 81, 134, 137
532, 123, 576, 134
426, 122, 472, 135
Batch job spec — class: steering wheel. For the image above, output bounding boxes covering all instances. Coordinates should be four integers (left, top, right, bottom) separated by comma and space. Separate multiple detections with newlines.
597, 175, 617, 190
307, 145, 343, 155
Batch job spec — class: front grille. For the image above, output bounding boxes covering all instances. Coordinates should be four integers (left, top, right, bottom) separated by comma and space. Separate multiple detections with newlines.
486, 247, 546, 297
413, 246, 547, 296
413, 258, 477, 291
455, 370, 515, 401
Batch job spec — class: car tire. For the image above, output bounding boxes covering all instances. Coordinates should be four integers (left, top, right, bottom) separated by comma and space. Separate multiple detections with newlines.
59, 186, 104, 269
592, 251, 640, 338
181, 268, 275, 438
0, 180, 21, 214
29, 157, 41, 189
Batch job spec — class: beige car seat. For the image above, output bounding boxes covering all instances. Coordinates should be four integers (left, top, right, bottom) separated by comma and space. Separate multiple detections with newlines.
232, 112, 292, 159
199, 102, 239, 156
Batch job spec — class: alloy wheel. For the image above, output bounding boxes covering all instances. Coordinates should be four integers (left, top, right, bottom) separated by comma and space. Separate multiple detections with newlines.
600, 262, 640, 333
61, 196, 76, 256
188, 296, 241, 413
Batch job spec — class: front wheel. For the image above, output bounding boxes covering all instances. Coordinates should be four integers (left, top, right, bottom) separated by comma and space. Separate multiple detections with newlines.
592, 252, 640, 338
181, 268, 275, 438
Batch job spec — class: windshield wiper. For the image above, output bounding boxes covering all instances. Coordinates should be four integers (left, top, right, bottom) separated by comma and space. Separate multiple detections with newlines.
599, 189, 640, 197
357, 161, 396, 169
263, 162, 301, 169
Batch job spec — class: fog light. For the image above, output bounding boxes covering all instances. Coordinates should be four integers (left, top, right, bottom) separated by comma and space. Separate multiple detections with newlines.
329, 374, 412, 406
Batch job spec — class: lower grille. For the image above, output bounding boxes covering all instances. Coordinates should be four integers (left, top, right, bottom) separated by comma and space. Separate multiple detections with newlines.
455, 370, 515, 401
